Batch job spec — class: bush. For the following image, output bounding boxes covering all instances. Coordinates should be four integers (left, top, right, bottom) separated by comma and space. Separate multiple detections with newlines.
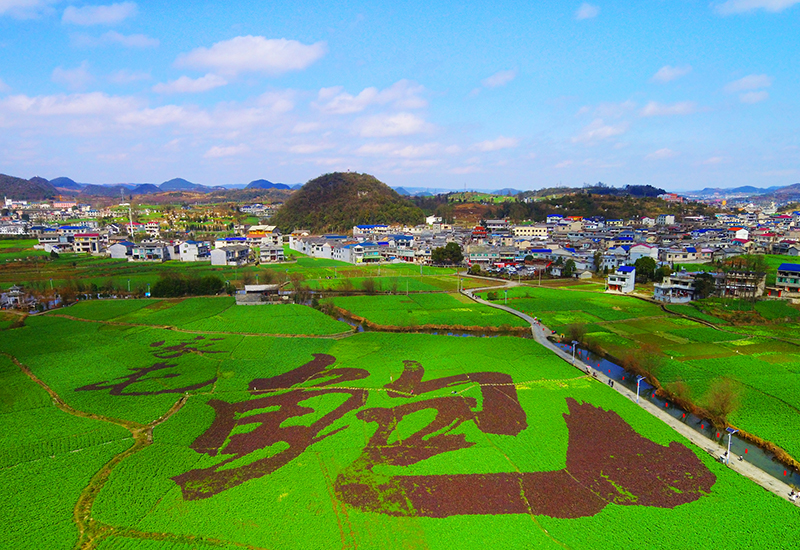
151, 273, 225, 298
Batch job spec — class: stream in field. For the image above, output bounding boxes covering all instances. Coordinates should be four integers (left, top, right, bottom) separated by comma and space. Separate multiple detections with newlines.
556, 342, 799, 487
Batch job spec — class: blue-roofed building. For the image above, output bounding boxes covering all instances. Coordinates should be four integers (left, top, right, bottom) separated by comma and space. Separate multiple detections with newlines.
353, 224, 390, 237
606, 266, 636, 294
775, 263, 800, 296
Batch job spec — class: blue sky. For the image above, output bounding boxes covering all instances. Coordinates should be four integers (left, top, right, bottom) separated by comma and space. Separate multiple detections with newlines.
0, 0, 798, 191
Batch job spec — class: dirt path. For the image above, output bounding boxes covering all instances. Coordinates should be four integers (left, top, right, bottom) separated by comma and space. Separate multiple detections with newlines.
460, 280, 800, 506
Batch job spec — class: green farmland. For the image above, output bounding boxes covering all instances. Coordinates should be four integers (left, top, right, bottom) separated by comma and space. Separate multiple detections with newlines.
482, 285, 800, 461
1, 301, 798, 549
330, 292, 529, 329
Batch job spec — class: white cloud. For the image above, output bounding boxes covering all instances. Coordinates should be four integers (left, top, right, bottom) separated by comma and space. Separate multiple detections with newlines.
740, 90, 769, 103
473, 136, 519, 152
176, 35, 327, 76
355, 112, 432, 137
713, 0, 800, 15
701, 156, 726, 165
1, 92, 141, 116
651, 65, 692, 83
74, 30, 159, 48
724, 74, 772, 92
555, 160, 574, 168
481, 69, 517, 89
575, 2, 600, 19
288, 143, 332, 154
639, 101, 697, 117
646, 148, 678, 160
0, 77, 10, 92
204, 144, 249, 159
292, 122, 321, 134
152, 74, 227, 94
450, 165, 481, 175
314, 80, 426, 114
593, 100, 637, 119
52, 61, 93, 90
572, 119, 627, 143
257, 90, 295, 113
356, 142, 444, 158
0, 0, 57, 18
62, 2, 137, 25
109, 69, 150, 84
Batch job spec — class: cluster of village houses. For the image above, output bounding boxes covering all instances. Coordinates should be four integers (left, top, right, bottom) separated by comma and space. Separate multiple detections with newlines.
7, 197, 800, 304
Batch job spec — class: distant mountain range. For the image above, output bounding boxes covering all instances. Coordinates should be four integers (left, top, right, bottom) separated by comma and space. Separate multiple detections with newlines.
245, 179, 291, 190
2, 174, 297, 197
392, 186, 525, 197
686, 185, 786, 197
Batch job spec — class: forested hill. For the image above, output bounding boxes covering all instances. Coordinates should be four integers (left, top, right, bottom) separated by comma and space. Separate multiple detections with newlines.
413, 190, 716, 224
270, 172, 424, 233
0, 174, 58, 200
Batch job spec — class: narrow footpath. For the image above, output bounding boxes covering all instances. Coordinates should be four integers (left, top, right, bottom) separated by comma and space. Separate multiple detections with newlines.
461, 279, 800, 505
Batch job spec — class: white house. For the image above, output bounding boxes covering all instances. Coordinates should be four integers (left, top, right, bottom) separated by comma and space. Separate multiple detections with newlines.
606, 266, 636, 293
210, 245, 250, 266
108, 241, 134, 259
629, 244, 658, 263
179, 240, 211, 262
259, 245, 285, 263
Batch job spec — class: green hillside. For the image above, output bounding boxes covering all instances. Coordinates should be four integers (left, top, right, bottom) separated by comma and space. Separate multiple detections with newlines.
271, 172, 424, 232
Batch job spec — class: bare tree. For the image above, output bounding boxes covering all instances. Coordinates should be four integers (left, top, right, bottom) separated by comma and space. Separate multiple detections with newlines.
704, 377, 742, 426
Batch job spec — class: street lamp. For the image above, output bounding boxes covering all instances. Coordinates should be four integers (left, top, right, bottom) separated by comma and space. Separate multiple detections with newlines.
636, 375, 646, 404
504, 289, 508, 304
127, 279, 130, 292
571, 340, 579, 365
726, 427, 739, 465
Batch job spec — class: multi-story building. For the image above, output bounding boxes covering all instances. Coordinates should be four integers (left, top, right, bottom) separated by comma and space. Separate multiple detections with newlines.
654, 272, 695, 303
774, 263, 800, 296
606, 266, 636, 293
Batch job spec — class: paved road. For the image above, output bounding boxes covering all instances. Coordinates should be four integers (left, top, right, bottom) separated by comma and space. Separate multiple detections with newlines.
462, 280, 800, 506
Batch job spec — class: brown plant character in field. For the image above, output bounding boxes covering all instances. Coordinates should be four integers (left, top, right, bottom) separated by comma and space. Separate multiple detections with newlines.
174, 356, 716, 518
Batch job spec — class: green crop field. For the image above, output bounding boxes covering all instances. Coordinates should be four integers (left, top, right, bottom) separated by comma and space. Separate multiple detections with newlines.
1, 302, 799, 549
484, 286, 800, 461
57, 297, 352, 336
331, 292, 529, 329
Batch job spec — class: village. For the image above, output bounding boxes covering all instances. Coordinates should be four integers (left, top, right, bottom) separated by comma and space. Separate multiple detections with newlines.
3, 193, 800, 308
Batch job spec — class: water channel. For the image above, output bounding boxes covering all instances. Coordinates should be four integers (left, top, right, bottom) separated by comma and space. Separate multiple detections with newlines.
555, 342, 798, 486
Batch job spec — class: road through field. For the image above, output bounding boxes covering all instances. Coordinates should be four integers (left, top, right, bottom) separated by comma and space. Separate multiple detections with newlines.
461, 277, 800, 506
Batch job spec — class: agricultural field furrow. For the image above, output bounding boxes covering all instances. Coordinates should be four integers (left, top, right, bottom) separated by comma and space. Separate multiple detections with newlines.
3, 301, 800, 549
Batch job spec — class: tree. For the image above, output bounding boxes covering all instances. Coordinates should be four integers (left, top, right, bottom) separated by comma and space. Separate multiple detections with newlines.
693, 272, 716, 299
563, 259, 576, 278
704, 377, 742, 426
469, 263, 482, 275
361, 278, 377, 295
654, 265, 672, 282
634, 257, 657, 283
431, 242, 464, 264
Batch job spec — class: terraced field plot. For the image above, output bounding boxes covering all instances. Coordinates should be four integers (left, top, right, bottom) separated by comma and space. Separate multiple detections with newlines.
1, 307, 798, 549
